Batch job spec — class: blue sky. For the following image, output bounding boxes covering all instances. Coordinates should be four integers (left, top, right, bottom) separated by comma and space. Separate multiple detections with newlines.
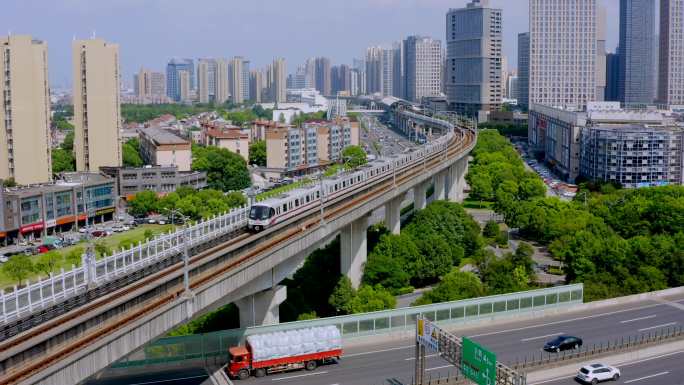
1, 0, 619, 88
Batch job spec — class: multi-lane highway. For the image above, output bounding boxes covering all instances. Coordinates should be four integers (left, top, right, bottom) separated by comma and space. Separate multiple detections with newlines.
89, 291, 684, 385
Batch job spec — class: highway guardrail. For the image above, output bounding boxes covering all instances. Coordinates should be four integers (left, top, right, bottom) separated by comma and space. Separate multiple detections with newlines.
112, 284, 583, 368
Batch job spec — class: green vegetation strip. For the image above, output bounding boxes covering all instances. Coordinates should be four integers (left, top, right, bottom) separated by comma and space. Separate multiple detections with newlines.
256, 179, 312, 201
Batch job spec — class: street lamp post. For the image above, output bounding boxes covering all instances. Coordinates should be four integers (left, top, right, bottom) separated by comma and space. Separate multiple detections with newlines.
318, 169, 325, 226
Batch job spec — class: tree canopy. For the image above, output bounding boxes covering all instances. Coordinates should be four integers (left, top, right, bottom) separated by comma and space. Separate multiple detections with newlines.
128, 188, 246, 219
192, 145, 250, 192
249, 140, 266, 167
122, 138, 143, 167
341, 145, 367, 169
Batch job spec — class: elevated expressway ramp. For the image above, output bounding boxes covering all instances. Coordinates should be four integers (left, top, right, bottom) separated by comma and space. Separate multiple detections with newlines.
0, 125, 475, 385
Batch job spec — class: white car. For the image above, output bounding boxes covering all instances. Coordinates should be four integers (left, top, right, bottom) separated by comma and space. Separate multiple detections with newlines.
576, 363, 620, 384
0, 255, 8, 263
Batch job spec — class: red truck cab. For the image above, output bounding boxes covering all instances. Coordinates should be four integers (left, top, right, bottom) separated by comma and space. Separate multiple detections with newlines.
228, 346, 252, 380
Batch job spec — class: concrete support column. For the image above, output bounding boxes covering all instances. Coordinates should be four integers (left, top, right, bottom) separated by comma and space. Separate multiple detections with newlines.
235, 285, 287, 328
448, 157, 468, 202
434, 170, 447, 201
414, 182, 428, 211
341, 215, 369, 288
385, 193, 404, 235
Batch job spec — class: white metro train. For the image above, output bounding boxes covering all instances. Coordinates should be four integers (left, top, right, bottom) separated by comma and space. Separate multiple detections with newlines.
248, 131, 456, 231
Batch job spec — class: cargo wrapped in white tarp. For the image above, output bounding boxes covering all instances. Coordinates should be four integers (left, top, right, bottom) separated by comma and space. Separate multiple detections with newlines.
247, 325, 342, 361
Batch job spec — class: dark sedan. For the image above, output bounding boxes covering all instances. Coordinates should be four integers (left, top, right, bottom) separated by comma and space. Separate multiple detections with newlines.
543, 335, 583, 352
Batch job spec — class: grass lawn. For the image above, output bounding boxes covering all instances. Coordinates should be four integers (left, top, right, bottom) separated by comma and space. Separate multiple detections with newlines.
0, 224, 175, 289
462, 199, 494, 209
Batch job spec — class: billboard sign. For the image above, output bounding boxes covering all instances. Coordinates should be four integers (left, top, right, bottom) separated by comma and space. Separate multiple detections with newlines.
416, 318, 439, 352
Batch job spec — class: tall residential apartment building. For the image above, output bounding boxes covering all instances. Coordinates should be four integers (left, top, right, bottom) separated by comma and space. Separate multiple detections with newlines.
365, 47, 386, 96
619, 0, 656, 105
517, 32, 530, 108
267, 58, 287, 103
392, 41, 405, 99
0, 35, 52, 185
178, 70, 191, 102
314, 57, 331, 96
529, 0, 597, 109
166, 58, 194, 102
72, 38, 122, 172
197, 58, 218, 104
134, 68, 166, 101
446, 0, 502, 116
215, 58, 230, 104
596, 6, 607, 102
250, 69, 265, 103
331, 64, 352, 95
658, 0, 684, 106
404, 35, 442, 103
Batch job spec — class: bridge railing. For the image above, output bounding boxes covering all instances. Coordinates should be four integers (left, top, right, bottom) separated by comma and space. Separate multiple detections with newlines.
0, 207, 249, 325
112, 284, 583, 368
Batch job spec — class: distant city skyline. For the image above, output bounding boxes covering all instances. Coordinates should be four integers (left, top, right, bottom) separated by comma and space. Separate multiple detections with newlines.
2, 0, 622, 89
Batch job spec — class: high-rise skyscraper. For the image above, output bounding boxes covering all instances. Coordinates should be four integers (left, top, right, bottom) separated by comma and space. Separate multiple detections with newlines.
605, 52, 621, 101
250, 69, 265, 103
392, 41, 405, 99
596, 6, 607, 102
214, 58, 230, 104
314, 57, 331, 96
529, 0, 597, 109
331, 64, 352, 95
72, 38, 122, 171
404, 35, 442, 103
166, 58, 194, 102
197, 58, 218, 104
228, 57, 244, 104
618, 0, 656, 105
178, 70, 191, 103
365, 47, 384, 95
658, 0, 684, 106
0, 35, 52, 185
268, 58, 287, 103
517, 32, 530, 108
446, 0, 502, 116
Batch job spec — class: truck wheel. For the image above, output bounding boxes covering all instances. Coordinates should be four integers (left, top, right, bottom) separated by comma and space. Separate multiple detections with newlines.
305, 360, 317, 371
255, 368, 266, 378
238, 369, 250, 380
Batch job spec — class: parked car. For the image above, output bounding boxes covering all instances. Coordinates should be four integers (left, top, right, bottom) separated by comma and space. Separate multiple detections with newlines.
0, 255, 8, 263
112, 225, 125, 232
133, 218, 146, 225
36, 245, 49, 254
91, 230, 107, 238
543, 335, 583, 352
158, 220, 167, 225
78, 227, 87, 233
147, 218, 157, 224
576, 363, 620, 384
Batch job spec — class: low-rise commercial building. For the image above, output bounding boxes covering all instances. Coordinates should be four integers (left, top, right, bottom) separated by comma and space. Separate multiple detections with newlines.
139, 128, 192, 171
101, 166, 207, 199
529, 102, 683, 186
0, 173, 117, 241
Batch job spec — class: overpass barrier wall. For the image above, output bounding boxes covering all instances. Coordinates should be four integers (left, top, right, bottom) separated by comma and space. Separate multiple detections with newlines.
0, 207, 249, 325
112, 284, 583, 368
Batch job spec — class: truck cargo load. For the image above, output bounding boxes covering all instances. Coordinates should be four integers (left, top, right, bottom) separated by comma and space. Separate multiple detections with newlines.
228, 325, 342, 380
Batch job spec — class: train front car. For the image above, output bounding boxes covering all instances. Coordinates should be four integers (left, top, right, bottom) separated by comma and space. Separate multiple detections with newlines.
248, 204, 275, 231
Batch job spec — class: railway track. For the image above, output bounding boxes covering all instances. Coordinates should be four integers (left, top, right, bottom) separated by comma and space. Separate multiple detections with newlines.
0, 130, 475, 385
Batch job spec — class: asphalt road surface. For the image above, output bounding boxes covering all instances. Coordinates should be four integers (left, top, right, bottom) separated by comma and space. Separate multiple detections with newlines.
88, 292, 684, 385
531, 350, 684, 385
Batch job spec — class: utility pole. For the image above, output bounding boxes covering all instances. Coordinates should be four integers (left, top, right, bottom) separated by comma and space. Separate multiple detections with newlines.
318, 169, 325, 226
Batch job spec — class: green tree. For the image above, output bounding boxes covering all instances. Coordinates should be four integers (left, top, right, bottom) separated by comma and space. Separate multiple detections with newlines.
413, 271, 485, 306
122, 139, 143, 167
52, 148, 76, 173
348, 285, 396, 313
129, 190, 159, 217
2, 255, 34, 284
144, 229, 154, 240
35, 251, 62, 276
329, 276, 355, 315
341, 145, 367, 169
192, 146, 250, 192
297, 311, 318, 321
249, 140, 267, 166
94, 241, 112, 257
362, 234, 415, 292
65, 247, 84, 266
483, 220, 500, 238
61, 131, 74, 151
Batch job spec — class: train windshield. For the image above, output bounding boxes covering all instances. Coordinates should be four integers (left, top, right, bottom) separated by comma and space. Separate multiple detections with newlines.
249, 205, 272, 220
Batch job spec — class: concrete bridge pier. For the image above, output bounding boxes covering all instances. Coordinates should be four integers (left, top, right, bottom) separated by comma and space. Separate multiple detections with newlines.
341, 214, 370, 288
447, 157, 469, 202
235, 285, 287, 327
385, 192, 405, 235
434, 170, 447, 201
414, 182, 428, 211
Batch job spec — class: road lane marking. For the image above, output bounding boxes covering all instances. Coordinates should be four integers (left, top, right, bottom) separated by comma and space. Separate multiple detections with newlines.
426, 365, 453, 371
128, 375, 208, 385
624, 371, 670, 383
520, 332, 564, 342
620, 315, 657, 323
528, 351, 684, 385
638, 322, 677, 332
467, 303, 665, 338
270, 371, 329, 381
345, 345, 413, 357
405, 353, 440, 360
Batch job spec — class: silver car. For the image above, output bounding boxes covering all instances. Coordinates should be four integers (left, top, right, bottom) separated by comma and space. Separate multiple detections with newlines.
576, 363, 620, 384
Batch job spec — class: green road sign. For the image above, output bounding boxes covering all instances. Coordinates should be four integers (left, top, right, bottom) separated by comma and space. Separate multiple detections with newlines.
461, 336, 496, 385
